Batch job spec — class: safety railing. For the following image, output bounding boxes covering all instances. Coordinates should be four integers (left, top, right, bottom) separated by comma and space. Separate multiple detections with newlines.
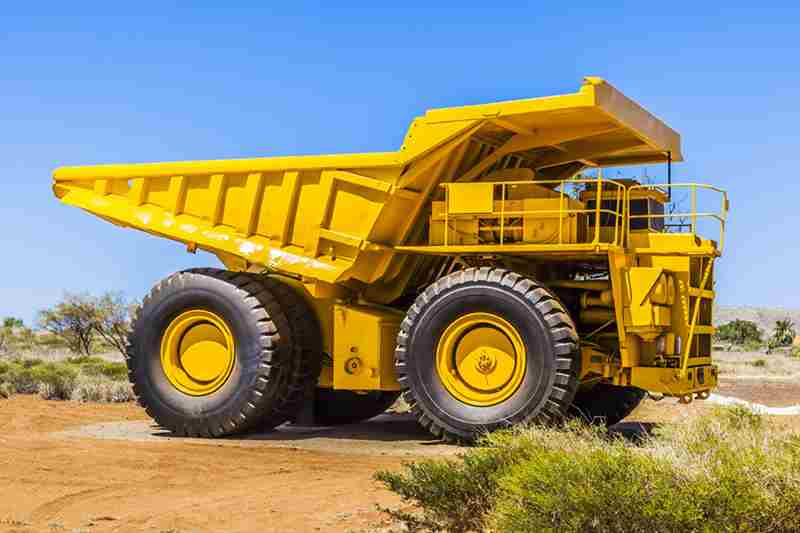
438, 177, 628, 247
435, 179, 728, 252
627, 183, 729, 252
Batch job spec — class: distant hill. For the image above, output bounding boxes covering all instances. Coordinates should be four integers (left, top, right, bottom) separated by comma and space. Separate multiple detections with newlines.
715, 306, 800, 336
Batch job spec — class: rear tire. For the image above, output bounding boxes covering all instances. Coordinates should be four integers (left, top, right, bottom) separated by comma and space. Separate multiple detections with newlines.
396, 267, 580, 442
126, 268, 298, 437
256, 276, 323, 427
313, 389, 400, 425
570, 384, 646, 426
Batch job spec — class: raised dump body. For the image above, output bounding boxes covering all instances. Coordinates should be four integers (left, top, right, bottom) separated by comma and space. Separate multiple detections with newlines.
53, 78, 727, 442
53, 77, 680, 291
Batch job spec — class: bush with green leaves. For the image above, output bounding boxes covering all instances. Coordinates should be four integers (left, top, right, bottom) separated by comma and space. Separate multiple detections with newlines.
771, 319, 796, 348
66, 356, 129, 380
714, 319, 762, 346
36, 363, 79, 400
0, 357, 131, 402
377, 406, 800, 533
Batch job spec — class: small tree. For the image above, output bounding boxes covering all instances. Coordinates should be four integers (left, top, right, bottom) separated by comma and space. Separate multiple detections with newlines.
37, 292, 135, 358
2, 317, 24, 329
92, 292, 136, 357
0, 317, 29, 355
771, 319, 796, 348
714, 320, 762, 346
38, 294, 98, 356
0, 324, 11, 355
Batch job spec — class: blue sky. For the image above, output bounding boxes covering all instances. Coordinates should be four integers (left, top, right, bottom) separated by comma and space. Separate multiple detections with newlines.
1, 2, 798, 324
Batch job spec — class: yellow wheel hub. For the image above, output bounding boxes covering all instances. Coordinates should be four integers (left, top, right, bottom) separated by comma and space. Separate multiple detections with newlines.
436, 312, 526, 407
161, 309, 235, 396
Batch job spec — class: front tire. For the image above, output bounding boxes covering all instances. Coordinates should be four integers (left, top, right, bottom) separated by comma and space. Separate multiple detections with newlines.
396, 267, 580, 442
126, 269, 299, 437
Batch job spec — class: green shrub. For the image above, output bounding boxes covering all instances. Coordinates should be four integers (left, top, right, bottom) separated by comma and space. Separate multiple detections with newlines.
377, 407, 800, 533
376, 423, 604, 533
376, 445, 517, 532
771, 319, 796, 348
34, 333, 68, 348
715, 320, 762, 346
32, 363, 78, 400
79, 360, 128, 381
0, 381, 13, 399
0, 360, 42, 393
750, 358, 768, 367
743, 338, 764, 352
14, 358, 43, 369
65, 355, 106, 365
493, 442, 699, 532
0, 357, 131, 402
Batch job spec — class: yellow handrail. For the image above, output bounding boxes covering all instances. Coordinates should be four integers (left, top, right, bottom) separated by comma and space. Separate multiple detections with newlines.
627, 183, 729, 252
436, 179, 727, 252
439, 177, 629, 247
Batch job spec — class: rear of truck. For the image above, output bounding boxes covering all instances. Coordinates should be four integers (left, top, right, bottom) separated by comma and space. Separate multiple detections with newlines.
53, 77, 727, 441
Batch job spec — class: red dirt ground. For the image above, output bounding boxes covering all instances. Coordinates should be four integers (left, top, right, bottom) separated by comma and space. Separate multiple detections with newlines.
0, 397, 415, 533
2, 377, 800, 532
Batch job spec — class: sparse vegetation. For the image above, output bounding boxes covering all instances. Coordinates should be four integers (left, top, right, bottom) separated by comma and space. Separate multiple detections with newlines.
91, 292, 138, 357
0, 317, 36, 355
772, 319, 796, 346
37, 294, 98, 356
377, 406, 800, 533
714, 319, 762, 347
35, 292, 136, 357
71, 375, 135, 403
767, 319, 797, 353
0, 293, 134, 404
0, 356, 131, 402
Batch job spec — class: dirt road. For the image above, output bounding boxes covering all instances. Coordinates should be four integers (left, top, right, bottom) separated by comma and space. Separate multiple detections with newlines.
0, 397, 453, 533
2, 378, 800, 533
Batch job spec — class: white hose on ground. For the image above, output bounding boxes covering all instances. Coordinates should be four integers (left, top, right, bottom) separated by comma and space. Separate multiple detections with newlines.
706, 393, 800, 416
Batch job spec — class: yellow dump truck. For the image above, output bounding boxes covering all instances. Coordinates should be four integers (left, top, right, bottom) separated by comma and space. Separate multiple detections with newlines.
53, 77, 727, 441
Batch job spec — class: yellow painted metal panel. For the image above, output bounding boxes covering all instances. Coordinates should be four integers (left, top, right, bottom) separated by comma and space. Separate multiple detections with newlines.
447, 182, 494, 214
332, 304, 402, 391
52, 77, 689, 288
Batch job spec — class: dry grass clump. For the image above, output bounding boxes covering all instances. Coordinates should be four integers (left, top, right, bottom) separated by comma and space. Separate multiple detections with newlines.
377, 406, 800, 533
0, 356, 131, 403
71, 375, 134, 403
714, 348, 800, 377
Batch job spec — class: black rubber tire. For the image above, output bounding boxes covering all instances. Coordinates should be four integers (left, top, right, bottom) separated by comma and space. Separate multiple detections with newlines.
126, 268, 297, 437
313, 389, 400, 425
570, 384, 646, 426
396, 267, 580, 443
257, 275, 323, 427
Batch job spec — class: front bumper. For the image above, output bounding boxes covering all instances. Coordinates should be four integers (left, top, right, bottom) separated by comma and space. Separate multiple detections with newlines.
626, 364, 718, 396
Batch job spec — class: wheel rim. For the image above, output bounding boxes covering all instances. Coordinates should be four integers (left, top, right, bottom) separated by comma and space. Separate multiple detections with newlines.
160, 309, 235, 396
436, 312, 526, 406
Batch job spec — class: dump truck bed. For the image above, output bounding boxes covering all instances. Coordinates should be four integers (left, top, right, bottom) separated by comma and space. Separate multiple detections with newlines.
53, 77, 682, 290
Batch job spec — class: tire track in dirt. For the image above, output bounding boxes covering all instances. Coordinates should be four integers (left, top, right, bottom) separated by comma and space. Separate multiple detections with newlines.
30, 486, 121, 523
